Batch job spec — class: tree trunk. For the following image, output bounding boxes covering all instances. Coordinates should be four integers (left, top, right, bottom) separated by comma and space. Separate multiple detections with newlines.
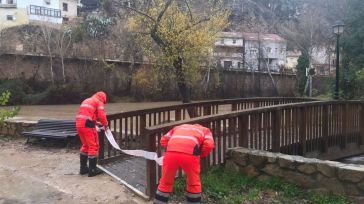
61, 54, 66, 83
126, 56, 135, 95
174, 57, 190, 103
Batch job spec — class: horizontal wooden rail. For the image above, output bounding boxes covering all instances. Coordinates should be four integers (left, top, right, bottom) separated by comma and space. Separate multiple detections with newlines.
99, 97, 316, 161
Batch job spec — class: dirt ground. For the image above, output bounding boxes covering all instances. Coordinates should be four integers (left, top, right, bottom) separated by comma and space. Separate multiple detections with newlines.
1, 102, 183, 204
0, 138, 151, 204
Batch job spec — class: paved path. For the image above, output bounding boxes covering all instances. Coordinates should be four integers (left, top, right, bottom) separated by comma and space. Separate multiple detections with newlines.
0, 140, 150, 204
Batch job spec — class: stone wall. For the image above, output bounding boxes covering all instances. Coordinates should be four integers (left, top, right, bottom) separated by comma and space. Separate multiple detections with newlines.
225, 147, 364, 203
0, 53, 298, 100
0, 119, 37, 137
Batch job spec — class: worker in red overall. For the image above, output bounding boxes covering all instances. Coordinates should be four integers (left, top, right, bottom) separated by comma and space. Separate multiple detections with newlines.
76, 91, 108, 177
154, 124, 215, 204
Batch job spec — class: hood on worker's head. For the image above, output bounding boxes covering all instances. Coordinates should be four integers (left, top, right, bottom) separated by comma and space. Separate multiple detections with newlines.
93, 91, 107, 103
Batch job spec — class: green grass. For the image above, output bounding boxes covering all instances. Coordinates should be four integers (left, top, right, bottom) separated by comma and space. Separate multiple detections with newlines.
170, 167, 352, 204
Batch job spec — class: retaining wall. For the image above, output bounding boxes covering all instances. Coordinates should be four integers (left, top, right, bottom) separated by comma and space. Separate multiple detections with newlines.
0, 119, 37, 137
225, 147, 364, 203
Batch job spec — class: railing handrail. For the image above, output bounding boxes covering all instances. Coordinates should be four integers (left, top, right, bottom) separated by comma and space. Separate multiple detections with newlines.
145, 100, 363, 134
107, 97, 317, 119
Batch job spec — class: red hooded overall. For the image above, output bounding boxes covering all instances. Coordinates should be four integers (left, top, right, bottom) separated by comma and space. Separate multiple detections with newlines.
76, 91, 108, 156
154, 124, 215, 204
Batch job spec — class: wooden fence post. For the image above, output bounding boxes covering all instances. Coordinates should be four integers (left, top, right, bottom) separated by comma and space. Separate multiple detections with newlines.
343, 104, 348, 148
254, 101, 259, 108
238, 115, 249, 147
322, 105, 328, 153
232, 103, 238, 111
272, 110, 281, 152
360, 104, 364, 146
299, 107, 307, 156
203, 105, 212, 116
140, 114, 146, 144
98, 130, 105, 160
175, 109, 181, 121
144, 130, 157, 198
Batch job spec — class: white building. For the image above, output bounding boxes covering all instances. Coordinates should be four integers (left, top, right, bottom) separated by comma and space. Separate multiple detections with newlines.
60, 0, 78, 21
214, 32, 244, 69
0, 0, 79, 29
286, 50, 301, 72
243, 33, 287, 72
20, 0, 63, 24
311, 46, 336, 76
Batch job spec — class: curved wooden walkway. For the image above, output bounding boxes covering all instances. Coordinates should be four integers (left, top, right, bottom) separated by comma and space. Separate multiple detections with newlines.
99, 98, 364, 198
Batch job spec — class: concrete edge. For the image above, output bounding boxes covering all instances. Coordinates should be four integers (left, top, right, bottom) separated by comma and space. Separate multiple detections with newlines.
97, 165, 150, 201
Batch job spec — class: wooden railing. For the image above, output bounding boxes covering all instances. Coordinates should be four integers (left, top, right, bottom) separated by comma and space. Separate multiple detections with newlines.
144, 101, 364, 196
99, 97, 315, 163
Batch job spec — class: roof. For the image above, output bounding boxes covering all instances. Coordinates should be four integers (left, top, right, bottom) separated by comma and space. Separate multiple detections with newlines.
287, 50, 302, 57
219, 32, 243, 38
80, 0, 99, 5
242, 32, 285, 42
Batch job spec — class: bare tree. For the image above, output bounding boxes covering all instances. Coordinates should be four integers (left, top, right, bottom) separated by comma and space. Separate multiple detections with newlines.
54, 25, 73, 83
39, 23, 56, 84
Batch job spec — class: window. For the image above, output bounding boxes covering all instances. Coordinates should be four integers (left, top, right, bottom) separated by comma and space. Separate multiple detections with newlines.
63, 3, 68, 11
220, 39, 224, 44
266, 47, 272, 53
29, 5, 61, 18
63, 17, 69, 21
233, 39, 236, 44
223, 61, 232, 69
44, 0, 50, 4
6, 15, 14, 20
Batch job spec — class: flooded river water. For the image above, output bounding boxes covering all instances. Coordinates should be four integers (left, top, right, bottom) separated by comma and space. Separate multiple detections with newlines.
339, 155, 364, 165
10, 101, 181, 121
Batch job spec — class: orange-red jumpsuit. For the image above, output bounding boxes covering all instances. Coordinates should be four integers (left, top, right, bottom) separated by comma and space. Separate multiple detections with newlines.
76, 92, 108, 156
154, 124, 215, 204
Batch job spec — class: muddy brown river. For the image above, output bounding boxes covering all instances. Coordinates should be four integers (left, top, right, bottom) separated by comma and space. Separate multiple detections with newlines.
11, 101, 181, 121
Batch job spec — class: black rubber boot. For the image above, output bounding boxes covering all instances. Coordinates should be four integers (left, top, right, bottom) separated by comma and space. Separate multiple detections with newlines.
79, 153, 89, 175
88, 157, 103, 177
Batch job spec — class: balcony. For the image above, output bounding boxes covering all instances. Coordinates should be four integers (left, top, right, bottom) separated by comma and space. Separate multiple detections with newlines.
0, 3, 17, 8
29, 5, 62, 18
213, 52, 243, 59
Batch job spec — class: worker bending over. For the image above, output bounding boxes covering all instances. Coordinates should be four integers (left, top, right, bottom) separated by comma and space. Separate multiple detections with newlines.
154, 124, 215, 204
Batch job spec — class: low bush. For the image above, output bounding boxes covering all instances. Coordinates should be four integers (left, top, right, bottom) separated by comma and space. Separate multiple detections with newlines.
171, 167, 352, 204
0, 78, 100, 105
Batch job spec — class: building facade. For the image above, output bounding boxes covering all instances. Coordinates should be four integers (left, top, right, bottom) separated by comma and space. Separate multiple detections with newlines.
0, 0, 28, 29
0, 0, 80, 30
214, 32, 244, 69
243, 32, 287, 72
59, 0, 78, 21
286, 50, 301, 72
24, 0, 62, 24
213, 32, 287, 72
311, 46, 335, 76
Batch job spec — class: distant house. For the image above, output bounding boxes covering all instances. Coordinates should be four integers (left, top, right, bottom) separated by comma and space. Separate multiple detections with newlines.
242, 32, 287, 72
286, 50, 301, 72
80, 0, 99, 12
311, 46, 335, 77
0, 0, 79, 30
214, 32, 244, 69
60, 0, 79, 21
213, 32, 287, 72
